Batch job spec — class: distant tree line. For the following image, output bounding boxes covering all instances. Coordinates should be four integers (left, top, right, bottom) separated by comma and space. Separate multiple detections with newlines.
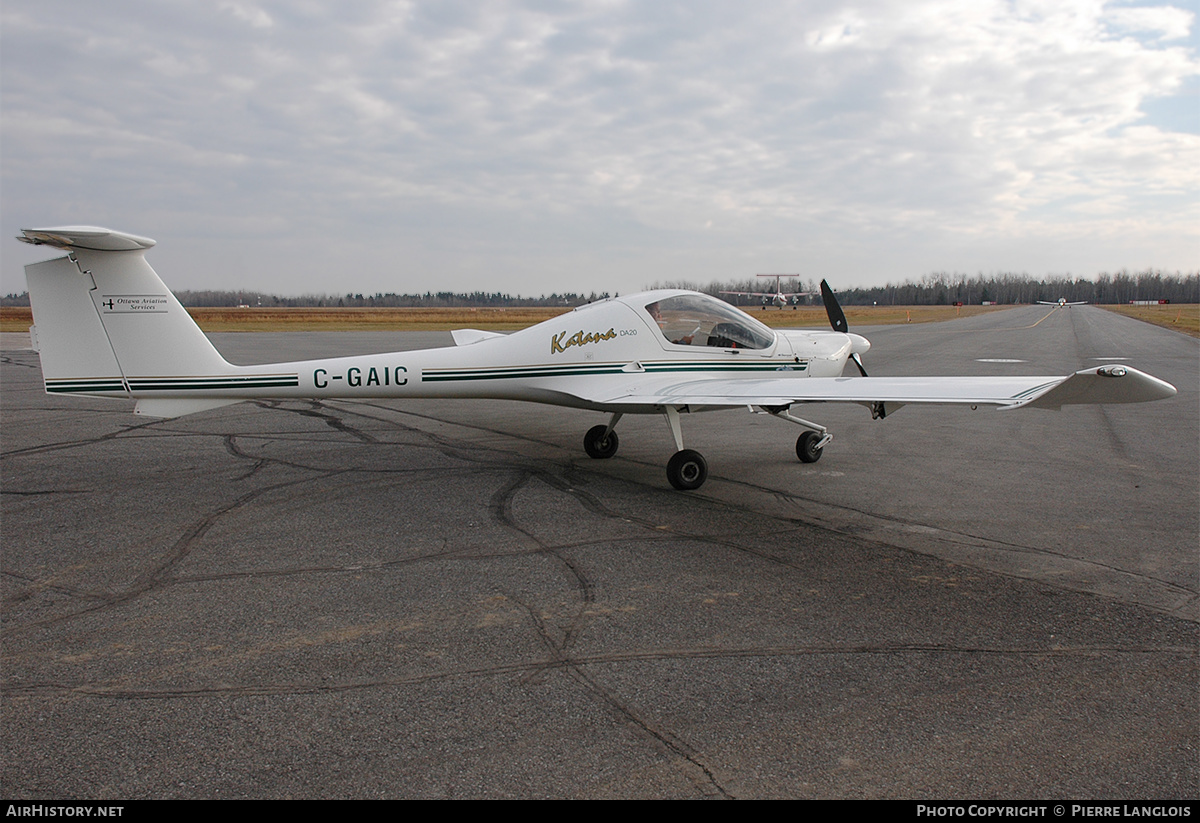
651, 269, 1198, 306
0, 290, 613, 308
3, 269, 1195, 308
169, 289, 613, 308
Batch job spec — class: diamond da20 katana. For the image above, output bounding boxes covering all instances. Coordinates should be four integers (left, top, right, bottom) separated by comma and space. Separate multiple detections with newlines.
18, 226, 1177, 490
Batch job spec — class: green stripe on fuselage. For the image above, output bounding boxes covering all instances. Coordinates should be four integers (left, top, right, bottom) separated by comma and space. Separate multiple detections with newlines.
422, 360, 808, 382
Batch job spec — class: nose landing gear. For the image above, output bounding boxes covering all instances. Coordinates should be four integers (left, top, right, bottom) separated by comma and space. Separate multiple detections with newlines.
796, 430, 825, 463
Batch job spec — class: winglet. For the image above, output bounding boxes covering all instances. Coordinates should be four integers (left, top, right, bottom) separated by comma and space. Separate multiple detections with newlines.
1018, 365, 1177, 409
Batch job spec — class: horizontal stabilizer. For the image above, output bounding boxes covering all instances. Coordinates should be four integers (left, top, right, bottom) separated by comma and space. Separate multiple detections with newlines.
18, 226, 156, 252
451, 328, 507, 346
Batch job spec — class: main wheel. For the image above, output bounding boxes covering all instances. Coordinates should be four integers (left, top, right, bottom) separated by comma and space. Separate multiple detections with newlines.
666, 449, 708, 490
584, 425, 619, 459
796, 431, 824, 463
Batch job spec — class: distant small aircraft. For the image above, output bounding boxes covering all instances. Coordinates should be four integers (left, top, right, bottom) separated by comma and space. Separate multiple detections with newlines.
1038, 298, 1087, 308
720, 274, 816, 308
19, 227, 1177, 490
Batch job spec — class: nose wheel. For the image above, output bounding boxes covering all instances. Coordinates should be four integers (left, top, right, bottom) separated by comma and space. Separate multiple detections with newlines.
766, 407, 832, 464
796, 431, 825, 463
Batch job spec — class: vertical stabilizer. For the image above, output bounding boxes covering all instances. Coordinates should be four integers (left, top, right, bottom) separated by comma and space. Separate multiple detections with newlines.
21, 227, 237, 406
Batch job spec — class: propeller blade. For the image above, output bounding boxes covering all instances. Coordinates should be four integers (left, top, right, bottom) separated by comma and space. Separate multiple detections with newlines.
822, 280, 882, 414
822, 280, 874, 385
820, 279, 848, 334
850, 352, 869, 377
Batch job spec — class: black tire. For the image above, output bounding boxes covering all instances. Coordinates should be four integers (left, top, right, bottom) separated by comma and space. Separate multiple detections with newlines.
796, 431, 824, 463
666, 449, 708, 490
584, 425, 619, 459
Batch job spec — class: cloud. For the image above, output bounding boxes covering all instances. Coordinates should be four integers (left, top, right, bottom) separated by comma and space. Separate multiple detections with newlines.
2, 0, 1196, 296
220, 1, 275, 30
1106, 3, 1194, 40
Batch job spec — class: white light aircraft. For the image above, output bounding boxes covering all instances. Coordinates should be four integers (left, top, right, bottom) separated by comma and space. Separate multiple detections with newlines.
1038, 298, 1087, 308
720, 274, 816, 308
19, 227, 1177, 490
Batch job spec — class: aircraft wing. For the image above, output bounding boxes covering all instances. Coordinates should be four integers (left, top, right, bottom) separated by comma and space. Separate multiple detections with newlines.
566, 365, 1175, 411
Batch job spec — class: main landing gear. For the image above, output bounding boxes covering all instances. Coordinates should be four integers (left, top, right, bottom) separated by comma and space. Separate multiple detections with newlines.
659, 406, 710, 490
666, 449, 707, 490
581, 406, 834, 491
583, 423, 619, 459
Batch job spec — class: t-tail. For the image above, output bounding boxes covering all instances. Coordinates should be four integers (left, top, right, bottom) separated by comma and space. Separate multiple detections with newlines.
19, 226, 280, 418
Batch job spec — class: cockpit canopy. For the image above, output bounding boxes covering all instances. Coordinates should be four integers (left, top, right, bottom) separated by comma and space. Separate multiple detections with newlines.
643, 294, 776, 350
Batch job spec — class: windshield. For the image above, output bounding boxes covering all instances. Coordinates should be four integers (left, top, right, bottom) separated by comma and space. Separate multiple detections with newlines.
644, 294, 775, 350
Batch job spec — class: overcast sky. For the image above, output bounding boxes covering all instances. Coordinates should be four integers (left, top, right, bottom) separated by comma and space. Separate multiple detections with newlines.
2, 0, 1197, 298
